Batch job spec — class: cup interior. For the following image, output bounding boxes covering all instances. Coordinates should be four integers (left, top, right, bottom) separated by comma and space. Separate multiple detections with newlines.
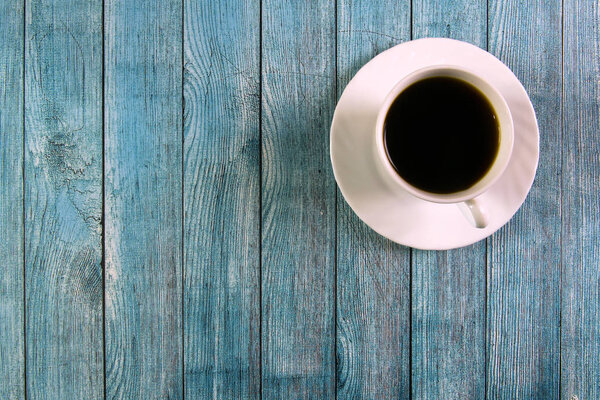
375, 65, 514, 204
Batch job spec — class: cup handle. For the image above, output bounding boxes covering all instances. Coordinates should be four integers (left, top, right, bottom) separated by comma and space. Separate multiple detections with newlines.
457, 198, 488, 229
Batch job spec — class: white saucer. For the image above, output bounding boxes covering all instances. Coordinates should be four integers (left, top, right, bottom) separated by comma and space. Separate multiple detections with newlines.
330, 38, 539, 250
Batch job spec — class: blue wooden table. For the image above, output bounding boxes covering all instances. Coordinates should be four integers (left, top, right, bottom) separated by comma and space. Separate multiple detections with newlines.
1, 0, 598, 398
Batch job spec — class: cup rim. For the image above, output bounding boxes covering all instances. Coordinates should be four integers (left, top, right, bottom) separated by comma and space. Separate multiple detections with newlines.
374, 64, 515, 204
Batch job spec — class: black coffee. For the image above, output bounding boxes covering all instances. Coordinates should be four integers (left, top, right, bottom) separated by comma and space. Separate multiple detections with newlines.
384, 76, 500, 194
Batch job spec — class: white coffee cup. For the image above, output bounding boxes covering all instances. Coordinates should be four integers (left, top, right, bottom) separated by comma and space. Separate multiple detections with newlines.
373, 65, 514, 228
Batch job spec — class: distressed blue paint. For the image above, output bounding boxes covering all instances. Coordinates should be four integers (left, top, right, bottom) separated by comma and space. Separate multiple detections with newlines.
561, 0, 600, 398
335, 0, 411, 399
411, 1, 488, 398
104, 0, 183, 398
24, 0, 103, 398
3, 0, 600, 397
261, 0, 336, 398
183, 0, 260, 398
487, 0, 562, 397
0, 1, 24, 398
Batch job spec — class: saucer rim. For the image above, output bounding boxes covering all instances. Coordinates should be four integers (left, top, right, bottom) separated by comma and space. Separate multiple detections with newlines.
330, 38, 540, 250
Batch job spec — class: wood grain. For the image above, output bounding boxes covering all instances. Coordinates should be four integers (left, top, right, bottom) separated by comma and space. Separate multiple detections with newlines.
4, 1, 600, 397
24, 0, 103, 398
0, 1, 24, 398
561, 1, 600, 398
183, 0, 260, 398
261, 0, 336, 397
413, 0, 487, 41
335, 1, 411, 398
487, 0, 562, 397
104, 0, 183, 398
411, 1, 487, 398
412, 249, 487, 398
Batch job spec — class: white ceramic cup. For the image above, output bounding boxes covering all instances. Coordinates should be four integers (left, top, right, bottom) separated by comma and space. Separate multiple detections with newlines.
374, 65, 514, 228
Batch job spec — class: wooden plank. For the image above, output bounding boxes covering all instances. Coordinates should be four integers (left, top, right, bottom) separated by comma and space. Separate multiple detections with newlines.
335, 1, 411, 398
261, 0, 336, 397
561, 1, 600, 398
487, 0, 562, 397
24, 0, 103, 398
0, 1, 24, 398
183, 0, 260, 398
104, 0, 182, 397
412, 250, 487, 398
411, 1, 487, 398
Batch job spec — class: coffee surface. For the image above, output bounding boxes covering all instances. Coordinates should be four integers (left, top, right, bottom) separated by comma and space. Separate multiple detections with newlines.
384, 76, 500, 194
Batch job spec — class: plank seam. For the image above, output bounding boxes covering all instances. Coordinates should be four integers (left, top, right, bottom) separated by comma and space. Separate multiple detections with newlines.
409, 0, 413, 41
486, 0, 489, 50
101, 0, 107, 397
408, 248, 413, 399
259, 0, 263, 397
484, 241, 488, 400
181, 0, 185, 395
333, 0, 338, 398
22, 0, 27, 397
559, 0, 565, 398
